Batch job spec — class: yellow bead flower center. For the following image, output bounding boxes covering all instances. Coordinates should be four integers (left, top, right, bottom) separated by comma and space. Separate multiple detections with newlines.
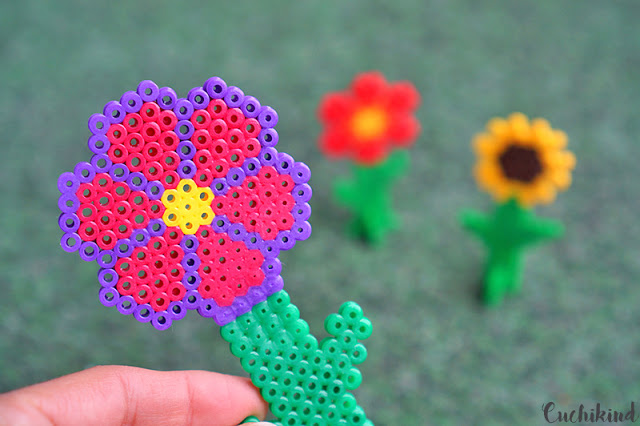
350, 107, 388, 142
161, 179, 214, 234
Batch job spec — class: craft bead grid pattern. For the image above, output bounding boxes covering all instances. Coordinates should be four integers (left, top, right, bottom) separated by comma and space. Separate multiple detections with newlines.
57, 77, 312, 330
222, 294, 373, 426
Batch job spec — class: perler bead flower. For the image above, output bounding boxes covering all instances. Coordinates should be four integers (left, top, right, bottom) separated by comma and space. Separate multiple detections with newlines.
57, 77, 312, 330
318, 71, 421, 165
473, 112, 576, 207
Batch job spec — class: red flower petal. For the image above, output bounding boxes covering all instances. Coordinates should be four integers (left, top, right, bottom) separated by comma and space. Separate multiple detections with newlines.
196, 225, 265, 307
318, 93, 353, 123
351, 71, 388, 102
353, 142, 389, 166
319, 128, 349, 157
388, 115, 421, 146
387, 81, 420, 112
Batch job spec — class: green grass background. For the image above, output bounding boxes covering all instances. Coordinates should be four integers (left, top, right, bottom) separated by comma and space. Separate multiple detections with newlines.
1, 1, 639, 424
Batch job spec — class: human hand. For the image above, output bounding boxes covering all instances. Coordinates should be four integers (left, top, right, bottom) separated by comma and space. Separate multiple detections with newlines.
0, 365, 272, 426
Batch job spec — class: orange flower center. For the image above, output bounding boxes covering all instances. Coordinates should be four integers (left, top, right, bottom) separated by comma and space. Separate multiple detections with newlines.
350, 107, 388, 143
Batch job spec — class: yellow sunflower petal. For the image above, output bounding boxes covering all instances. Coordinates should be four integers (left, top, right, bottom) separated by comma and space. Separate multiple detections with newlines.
531, 118, 555, 147
550, 170, 572, 190
492, 178, 516, 202
507, 112, 531, 141
487, 117, 510, 139
473, 134, 502, 156
551, 129, 568, 149
531, 117, 551, 132
474, 161, 502, 189
545, 151, 576, 170
561, 151, 576, 170
533, 181, 557, 204
516, 188, 536, 207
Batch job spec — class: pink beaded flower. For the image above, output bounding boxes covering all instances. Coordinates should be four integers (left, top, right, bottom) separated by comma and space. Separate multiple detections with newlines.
57, 77, 312, 329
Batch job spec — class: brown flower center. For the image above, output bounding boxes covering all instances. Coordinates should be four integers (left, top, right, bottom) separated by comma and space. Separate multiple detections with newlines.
498, 144, 543, 183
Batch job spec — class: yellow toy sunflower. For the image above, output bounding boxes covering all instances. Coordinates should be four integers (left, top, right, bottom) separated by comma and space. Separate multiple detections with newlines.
473, 112, 576, 207
461, 113, 576, 305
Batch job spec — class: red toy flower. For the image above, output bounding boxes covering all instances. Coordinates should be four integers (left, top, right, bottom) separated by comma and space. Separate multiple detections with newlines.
318, 71, 421, 165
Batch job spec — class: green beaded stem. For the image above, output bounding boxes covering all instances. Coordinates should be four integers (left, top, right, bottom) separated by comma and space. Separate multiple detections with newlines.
333, 150, 409, 244
460, 199, 564, 305
221, 290, 373, 426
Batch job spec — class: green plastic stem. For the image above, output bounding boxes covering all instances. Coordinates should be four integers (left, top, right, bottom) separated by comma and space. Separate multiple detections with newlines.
333, 150, 410, 244
460, 199, 564, 305
221, 290, 373, 426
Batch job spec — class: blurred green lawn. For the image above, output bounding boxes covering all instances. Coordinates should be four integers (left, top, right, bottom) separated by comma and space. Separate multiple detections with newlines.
1, 1, 639, 424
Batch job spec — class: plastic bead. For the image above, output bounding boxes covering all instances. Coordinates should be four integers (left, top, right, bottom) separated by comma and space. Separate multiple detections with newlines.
158, 111, 178, 133
59, 212, 81, 233
140, 102, 160, 122
58, 172, 80, 194
126, 172, 147, 191
157, 87, 178, 110
188, 87, 210, 110
98, 268, 117, 288
60, 232, 81, 252
107, 144, 128, 164
88, 134, 111, 155
97, 229, 117, 250
74, 162, 97, 183
137, 80, 160, 103
104, 101, 126, 124
275, 153, 295, 175
259, 147, 278, 166
207, 98, 228, 119
141, 122, 161, 142
88, 113, 109, 135
97, 250, 117, 268
123, 113, 143, 133
224, 86, 245, 108
168, 301, 187, 320
145, 183, 163, 202
258, 128, 279, 148
107, 162, 128, 182
240, 96, 261, 119
174, 98, 194, 121
125, 153, 145, 173
209, 119, 228, 139
175, 120, 195, 140
90, 154, 112, 174
204, 76, 228, 100
117, 295, 137, 315
120, 91, 143, 114
293, 184, 313, 203
99, 287, 120, 307
133, 304, 153, 322
106, 123, 127, 146
258, 106, 278, 129
292, 221, 312, 241
191, 110, 212, 131
225, 109, 245, 130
